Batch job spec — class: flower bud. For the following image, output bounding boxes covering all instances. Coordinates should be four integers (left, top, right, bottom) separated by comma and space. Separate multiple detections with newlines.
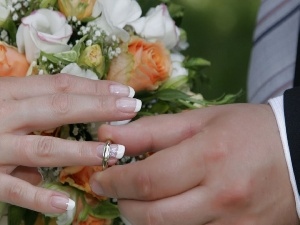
58, 0, 96, 20
78, 44, 105, 76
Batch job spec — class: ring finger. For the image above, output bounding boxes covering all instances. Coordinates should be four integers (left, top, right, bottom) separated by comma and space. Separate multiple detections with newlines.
0, 134, 125, 167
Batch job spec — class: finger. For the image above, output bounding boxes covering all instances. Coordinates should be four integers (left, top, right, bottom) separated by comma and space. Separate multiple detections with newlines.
2, 94, 141, 133
0, 135, 125, 167
0, 173, 75, 214
118, 186, 215, 225
0, 74, 135, 100
90, 134, 205, 200
98, 108, 213, 155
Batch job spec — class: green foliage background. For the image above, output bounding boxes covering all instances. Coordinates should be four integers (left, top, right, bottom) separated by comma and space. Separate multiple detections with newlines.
139, 0, 260, 102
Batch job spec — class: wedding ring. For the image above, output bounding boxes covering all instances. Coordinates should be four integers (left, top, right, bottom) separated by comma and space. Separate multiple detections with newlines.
102, 140, 111, 170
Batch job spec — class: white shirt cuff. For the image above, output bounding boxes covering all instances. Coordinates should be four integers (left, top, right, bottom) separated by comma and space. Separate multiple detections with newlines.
268, 95, 300, 217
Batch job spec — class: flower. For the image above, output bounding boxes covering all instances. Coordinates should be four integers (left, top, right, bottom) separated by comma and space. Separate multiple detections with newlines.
61, 63, 99, 80
170, 53, 188, 78
88, 0, 141, 42
130, 4, 180, 49
107, 36, 172, 91
0, 41, 29, 77
58, 0, 98, 20
16, 9, 72, 62
78, 44, 104, 76
59, 166, 105, 199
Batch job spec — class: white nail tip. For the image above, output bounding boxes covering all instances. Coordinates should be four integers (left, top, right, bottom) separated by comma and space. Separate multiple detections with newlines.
134, 99, 142, 112
66, 199, 75, 211
128, 86, 135, 98
116, 145, 125, 159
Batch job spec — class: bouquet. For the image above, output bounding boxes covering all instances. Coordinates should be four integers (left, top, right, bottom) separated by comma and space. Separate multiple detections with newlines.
0, 0, 239, 224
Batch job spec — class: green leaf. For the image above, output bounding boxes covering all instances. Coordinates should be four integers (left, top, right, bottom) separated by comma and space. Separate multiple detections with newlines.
184, 57, 211, 70
155, 89, 191, 101
24, 209, 38, 225
53, 50, 78, 63
90, 201, 120, 219
159, 75, 188, 90
8, 205, 26, 225
39, 0, 57, 8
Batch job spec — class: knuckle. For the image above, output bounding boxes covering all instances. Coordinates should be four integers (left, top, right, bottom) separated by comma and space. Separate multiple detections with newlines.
34, 137, 55, 159
7, 183, 24, 203
31, 188, 45, 211
53, 74, 74, 92
50, 93, 71, 114
135, 171, 153, 200
215, 182, 251, 209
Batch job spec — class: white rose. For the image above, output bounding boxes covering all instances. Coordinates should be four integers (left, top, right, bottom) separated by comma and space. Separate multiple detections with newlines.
130, 4, 180, 49
61, 63, 99, 80
88, 0, 142, 42
170, 53, 188, 77
0, 0, 10, 27
16, 9, 72, 63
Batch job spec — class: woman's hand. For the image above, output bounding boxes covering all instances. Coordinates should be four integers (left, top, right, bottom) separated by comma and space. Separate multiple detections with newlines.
92, 104, 298, 225
0, 74, 141, 214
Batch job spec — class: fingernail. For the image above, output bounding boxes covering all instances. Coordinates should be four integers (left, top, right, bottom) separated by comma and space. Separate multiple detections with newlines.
109, 119, 131, 126
116, 98, 142, 113
90, 178, 104, 196
50, 196, 75, 211
97, 143, 125, 159
110, 85, 135, 97
121, 216, 133, 225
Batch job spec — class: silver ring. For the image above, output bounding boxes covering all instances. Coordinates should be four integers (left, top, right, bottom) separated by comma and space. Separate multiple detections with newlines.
102, 140, 111, 170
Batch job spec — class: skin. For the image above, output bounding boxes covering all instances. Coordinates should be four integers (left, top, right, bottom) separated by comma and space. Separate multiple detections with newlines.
92, 104, 299, 225
0, 74, 138, 214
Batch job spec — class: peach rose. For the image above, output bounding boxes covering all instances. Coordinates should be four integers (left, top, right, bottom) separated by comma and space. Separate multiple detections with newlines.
0, 42, 29, 77
59, 166, 106, 199
107, 36, 171, 92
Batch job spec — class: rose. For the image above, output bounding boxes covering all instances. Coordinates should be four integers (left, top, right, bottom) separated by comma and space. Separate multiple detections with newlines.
107, 36, 172, 92
16, 9, 72, 63
58, 0, 99, 20
61, 63, 99, 80
170, 53, 188, 78
0, 0, 10, 27
88, 0, 141, 42
59, 166, 105, 199
0, 42, 29, 77
130, 4, 180, 49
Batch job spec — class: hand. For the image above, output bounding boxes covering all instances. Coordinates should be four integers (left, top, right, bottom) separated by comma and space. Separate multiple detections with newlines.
0, 74, 141, 214
91, 104, 298, 225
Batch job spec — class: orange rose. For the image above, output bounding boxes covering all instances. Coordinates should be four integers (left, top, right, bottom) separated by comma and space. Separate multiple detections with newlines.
0, 42, 29, 77
58, 0, 97, 20
107, 36, 172, 92
75, 215, 111, 225
59, 166, 106, 199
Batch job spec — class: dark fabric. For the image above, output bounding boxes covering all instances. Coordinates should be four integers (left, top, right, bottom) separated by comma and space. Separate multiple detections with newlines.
284, 87, 300, 193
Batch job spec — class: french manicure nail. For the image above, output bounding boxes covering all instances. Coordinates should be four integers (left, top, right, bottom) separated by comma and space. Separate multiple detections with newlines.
116, 98, 142, 113
110, 85, 135, 97
51, 196, 75, 211
121, 216, 133, 225
97, 143, 125, 159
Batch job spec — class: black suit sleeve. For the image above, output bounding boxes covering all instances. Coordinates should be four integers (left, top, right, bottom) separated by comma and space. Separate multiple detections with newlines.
284, 87, 300, 194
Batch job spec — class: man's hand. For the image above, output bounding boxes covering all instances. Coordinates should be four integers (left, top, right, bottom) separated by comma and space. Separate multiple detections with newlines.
92, 104, 298, 225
